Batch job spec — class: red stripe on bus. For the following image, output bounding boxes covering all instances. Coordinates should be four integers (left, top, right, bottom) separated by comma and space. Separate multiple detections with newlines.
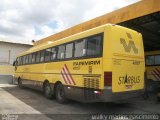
61, 71, 68, 84
153, 70, 160, 78
152, 71, 159, 80
63, 68, 72, 84
63, 66, 74, 85
155, 68, 160, 74
64, 64, 76, 85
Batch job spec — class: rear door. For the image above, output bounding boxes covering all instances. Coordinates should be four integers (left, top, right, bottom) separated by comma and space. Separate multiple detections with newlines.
111, 26, 145, 92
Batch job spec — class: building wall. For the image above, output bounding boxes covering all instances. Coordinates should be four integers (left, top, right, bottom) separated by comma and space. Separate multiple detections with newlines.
0, 42, 32, 76
0, 42, 32, 65
0, 65, 14, 75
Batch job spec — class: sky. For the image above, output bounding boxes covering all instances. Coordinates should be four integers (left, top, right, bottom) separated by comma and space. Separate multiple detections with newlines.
0, 0, 140, 44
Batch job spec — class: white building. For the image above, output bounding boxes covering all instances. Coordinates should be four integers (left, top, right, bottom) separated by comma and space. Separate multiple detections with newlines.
0, 39, 32, 84
0, 39, 32, 65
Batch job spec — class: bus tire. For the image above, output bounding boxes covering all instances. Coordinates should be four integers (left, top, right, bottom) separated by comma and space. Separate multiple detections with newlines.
44, 82, 54, 99
18, 78, 23, 88
56, 83, 68, 104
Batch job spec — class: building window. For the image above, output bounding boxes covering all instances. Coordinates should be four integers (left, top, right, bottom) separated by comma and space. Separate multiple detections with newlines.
65, 43, 73, 59
87, 35, 102, 56
51, 47, 57, 61
74, 39, 86, 57
57, 45, 65, 59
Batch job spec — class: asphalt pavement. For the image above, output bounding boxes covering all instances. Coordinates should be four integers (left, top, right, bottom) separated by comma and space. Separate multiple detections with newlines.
0, 84, 159, 120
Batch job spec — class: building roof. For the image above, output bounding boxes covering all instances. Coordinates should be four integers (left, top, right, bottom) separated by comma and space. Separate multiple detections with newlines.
0, 38, 33, 46
34, 0, 160, 47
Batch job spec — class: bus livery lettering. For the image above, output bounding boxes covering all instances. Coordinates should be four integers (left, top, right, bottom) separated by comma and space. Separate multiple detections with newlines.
120, 33, 138, 54
118, 74, 140, 85
73, 60, 100, 66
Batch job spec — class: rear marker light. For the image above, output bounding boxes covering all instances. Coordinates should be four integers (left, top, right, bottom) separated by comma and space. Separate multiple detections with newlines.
67, 87, 71, 89
104, 72, 112, 86
94, 91, 101, 95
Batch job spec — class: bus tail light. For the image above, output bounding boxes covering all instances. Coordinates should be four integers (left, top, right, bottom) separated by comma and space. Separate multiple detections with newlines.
94, 91, 101, 95
104, 72, 112, 86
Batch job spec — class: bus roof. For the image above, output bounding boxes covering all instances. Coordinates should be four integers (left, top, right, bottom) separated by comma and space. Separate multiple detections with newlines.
17, 24, 139, 57
145, 50, 160, 55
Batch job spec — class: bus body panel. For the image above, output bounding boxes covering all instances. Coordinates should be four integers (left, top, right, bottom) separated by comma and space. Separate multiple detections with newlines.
112, 59, 144, 92
15, 58, 103, 88
145, 51, 160, 82
146, 66, 160, 81
14, 24, 145, 103
103, 25, 145, 93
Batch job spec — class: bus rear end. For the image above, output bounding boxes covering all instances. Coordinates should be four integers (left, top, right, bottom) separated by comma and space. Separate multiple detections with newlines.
101, 25, 145, 102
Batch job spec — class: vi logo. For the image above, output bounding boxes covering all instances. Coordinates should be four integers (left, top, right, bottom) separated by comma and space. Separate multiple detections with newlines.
120, 33, 138, 54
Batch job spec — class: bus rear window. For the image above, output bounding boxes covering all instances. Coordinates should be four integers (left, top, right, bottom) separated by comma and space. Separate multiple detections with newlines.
146, 56, 154, 65
155, 55, 160, 65
146, 55, 160, 65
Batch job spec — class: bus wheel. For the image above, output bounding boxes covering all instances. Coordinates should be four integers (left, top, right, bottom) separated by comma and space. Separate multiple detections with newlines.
56, 83, 68, 104
44, 82, 53, 99
18, 78, 23, 88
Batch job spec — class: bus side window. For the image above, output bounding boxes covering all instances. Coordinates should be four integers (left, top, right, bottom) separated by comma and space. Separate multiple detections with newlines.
57, 45, 65, 59
25, 55, 29, 64
74, 39, 86, 58
51, 47, 57, 61
65, 43, 73, 59
146, 56, 155, 65
40, 51, 45, 62
18, 57, 21, 66
155, 55, 160, 65
23, 56, 26, 65
45, 48, 51, 62
32, 53, 36, 63
36, 52, 41, 63
29, 54, 32, 64
87, 35, 102, 56
19, 57, 22, 65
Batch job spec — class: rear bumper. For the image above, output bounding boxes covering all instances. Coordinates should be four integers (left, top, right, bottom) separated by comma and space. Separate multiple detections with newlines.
100, 88, 144, 102
65, 86, 144, 103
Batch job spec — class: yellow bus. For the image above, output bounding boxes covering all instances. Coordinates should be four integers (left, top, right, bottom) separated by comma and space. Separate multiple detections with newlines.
145, 51, 160, 91
13, 24, 145, 103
